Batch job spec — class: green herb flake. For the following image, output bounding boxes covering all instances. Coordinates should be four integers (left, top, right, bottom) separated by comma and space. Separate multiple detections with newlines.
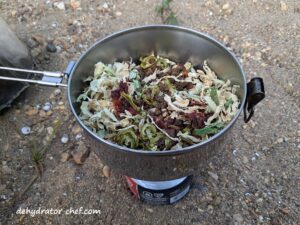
115, 129, 138, 148
121, 92, 140, 112
224, 98, 234, 109
193, 122, 225, 136
210, 87, 219, 106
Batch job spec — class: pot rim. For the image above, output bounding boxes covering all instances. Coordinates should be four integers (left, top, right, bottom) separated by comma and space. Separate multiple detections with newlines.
67, 25, 247, 156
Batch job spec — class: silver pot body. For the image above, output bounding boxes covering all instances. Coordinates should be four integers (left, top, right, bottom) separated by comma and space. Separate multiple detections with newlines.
68, 25, 246, 181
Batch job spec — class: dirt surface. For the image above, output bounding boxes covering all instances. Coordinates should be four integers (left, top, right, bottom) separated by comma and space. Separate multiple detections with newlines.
0, 0, 300, 224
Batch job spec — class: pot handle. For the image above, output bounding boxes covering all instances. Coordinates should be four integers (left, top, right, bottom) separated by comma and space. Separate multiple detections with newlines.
244, 77, 265, 123
0, 60, 76, 87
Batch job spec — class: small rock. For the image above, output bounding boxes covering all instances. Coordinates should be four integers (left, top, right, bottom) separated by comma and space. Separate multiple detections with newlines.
208, 171, 219, 181
54, 2, 65, 10
21, 127, 31, 135
11, 10, 17, 17
222, 3, 230, 10
46, 42, 57, 53
252, 0, 257, 3
297, 130, 300, 137
70, 0, 81, 10
46, 127, 54, 136
42, 102, 52, 111
72, 142, 90, 164
256, 198, 263, 203
61, 134, 69, 144
102, 165, 111, 178
116, 11, 122, 16
280, 1, 288, 11
46, 111, 53, 116
61, 152, 71, 162
242, 156, 249, 164
233, 213, 243, 223
27, 38, 38, 48
146, 208, 153, 213
56, 46, 62, 53
280, 207, 289, 214
25, 107, 39, 116
277, 138, 283, 143
232, 149, 238, 155
75, 134, 82, 141
54, 89, 61, 96
72, 124, 82, 135
207, 205, 214, 214
39, 110, 47, 117
68, 47, 77, 53
31, 35, 45, 45
102, 3, 109, 9
0, 195, 7, 200
31, 48, 41, 58
0, 184, 6, 192
2, 163, 12, 175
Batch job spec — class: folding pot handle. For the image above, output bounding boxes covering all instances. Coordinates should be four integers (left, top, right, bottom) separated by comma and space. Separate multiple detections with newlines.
0, 60, 76, 87
244, 77, 265, 123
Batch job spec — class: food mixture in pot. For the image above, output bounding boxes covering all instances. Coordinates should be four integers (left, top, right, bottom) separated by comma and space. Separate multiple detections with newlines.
77, 54, 240, 151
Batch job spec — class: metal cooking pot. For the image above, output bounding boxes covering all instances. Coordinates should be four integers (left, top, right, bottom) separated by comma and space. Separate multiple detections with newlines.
0, 25, 265, 180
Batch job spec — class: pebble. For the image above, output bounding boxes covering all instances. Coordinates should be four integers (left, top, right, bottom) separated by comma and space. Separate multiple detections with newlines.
21, 126, 31, 135
146, 208, 153, 213
11, 10, 17, 17
72, 124, 82, 135
280, 207, 289, 214
39, 110, 47, 117
54, 89, 61, 96
25, 107, 39, 116
115, 11, 122, 16
61, 152, 71, 162
277, 138, 283, 143
31, 35, 45, 45
27, 38, 39, 48
61, 134, 69, 144
297, 130, 300, 137
102, 3, 109, 9
242, 156, 249, 164
46, 111, 53, 116
207, 205, 214, 214
54, 2, 65, 10
280, 1, 288, 11
256, 198, 263, 203
102, 165, 110, 178
70, 0, 81, 10
75, 134, 82, 141
208, 171, 219, 181
233, 213, 243, 223
46, 42, 57, 53
2, 163, 12, 175
46, 127, 54, 136
31, 48, 41, 58
222, 3, 230, 10
42, 102, 52, 111
72, 142, 90, 164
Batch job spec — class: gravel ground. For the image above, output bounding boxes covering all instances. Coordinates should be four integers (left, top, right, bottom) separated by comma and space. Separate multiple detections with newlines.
0, 0, 299, 224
